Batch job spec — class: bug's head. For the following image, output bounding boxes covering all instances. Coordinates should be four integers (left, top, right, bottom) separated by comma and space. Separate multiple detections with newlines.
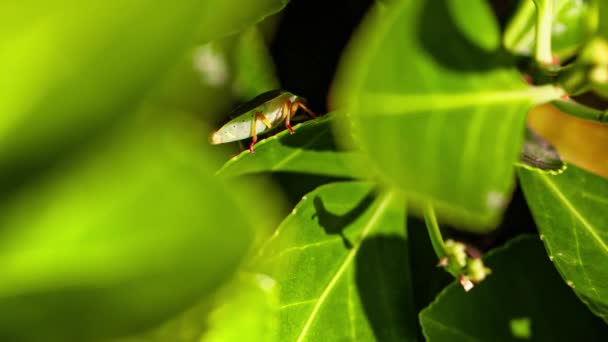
209, 131, 224, 144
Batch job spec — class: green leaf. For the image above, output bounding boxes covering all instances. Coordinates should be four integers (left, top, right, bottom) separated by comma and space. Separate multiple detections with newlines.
332, 0, 564, 231
232, 27, 281, 99
420, 236, 608, 341
0, 113, 258, 341
0, 2, 199, 171
202, 272, 279, 342
255, 182, 418, 341
114, 272, 279, 342
0, 0, 288, 173
504, 0, 597, 60
216, 115, 369, 179
149, 25, 281, 124
519, 165, 608, 322
196, 0, 288, 44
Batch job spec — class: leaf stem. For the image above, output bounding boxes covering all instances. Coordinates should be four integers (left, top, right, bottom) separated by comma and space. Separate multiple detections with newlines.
533, 0, 553, 65
423, 203, 446, 260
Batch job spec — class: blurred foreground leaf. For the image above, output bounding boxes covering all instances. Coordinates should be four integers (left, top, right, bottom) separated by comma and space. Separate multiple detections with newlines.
116, 272, 279, 342
519, 165, 608, 322
0, 0, 288, 173
420, 236, 608, 341
0, 112, 257, 341
217, 115, 368, 179
256, 182, 417, 341
332, 0, 563, 231
503, 0, 596, 60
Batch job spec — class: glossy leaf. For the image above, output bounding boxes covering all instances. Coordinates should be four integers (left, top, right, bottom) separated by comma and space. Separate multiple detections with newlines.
0, 113, 258, 341
504, 0, 596, 60
255, 182, 418, 341
420, 236, 608, 341
332, 0, 564, 231
216, 115, 369, 179
519, 165, 608, 322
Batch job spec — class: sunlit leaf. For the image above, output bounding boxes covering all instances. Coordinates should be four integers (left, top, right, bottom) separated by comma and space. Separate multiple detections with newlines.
332, 0, 564, 231
420, 236, 608, 341
216, 115, 369, 179
255, 182, 418, 341
0, 112, 258, 341
519, 165, 608, 322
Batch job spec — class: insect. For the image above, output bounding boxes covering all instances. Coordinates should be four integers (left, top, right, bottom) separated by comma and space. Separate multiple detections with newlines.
519, 127, 566, 174
209, 90, 317, 153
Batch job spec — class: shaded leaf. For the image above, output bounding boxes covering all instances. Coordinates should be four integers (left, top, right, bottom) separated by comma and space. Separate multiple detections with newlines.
332, 0, 564, 231
519, 165, 608, 322
420, 236, 608, 341
255, 182, 417, 341
503, 0, 597, 60
216, 115, 369, 179
0, 113, 258, 341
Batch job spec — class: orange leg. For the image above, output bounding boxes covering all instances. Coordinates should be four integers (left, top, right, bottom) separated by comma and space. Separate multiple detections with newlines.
291, 101, 317, 119
285, 101, 317, 134
249, 112, 270, 154
283, 101, 295, 134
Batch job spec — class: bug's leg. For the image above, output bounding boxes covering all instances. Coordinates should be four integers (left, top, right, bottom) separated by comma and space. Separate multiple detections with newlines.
291, 101, 318, 119
249, 112, 271, 153
283, 101, 295, 134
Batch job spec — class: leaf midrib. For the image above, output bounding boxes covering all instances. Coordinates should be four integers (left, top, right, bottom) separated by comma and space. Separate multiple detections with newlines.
355, 85, 563, 115
295, 191, 396, 342
539, 174, 608, 255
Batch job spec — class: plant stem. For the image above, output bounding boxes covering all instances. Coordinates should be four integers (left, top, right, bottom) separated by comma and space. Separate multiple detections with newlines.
533, 0, 553, 65
423, 203, 446, 260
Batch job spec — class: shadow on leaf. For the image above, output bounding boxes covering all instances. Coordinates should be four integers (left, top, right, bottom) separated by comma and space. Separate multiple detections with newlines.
355, 235, 417, 341
311, 190, 375, 249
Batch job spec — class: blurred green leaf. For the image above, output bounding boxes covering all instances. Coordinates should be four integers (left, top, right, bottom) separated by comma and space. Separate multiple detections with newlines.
232, 27, 281, 99
332, 0, 564, 231
504, 0, 597, 60
196, 0, 288, 44
519, 165, 608, 322
0, 2, 203, 170
148, 25, 281, 124
202, 272, 279, 342
115, 272, 279, 342
420, 236, 608, 341
0, 0, 288, 172
255, 182, 418, 341
216, 115, 369, 179
0, 112, 258, 341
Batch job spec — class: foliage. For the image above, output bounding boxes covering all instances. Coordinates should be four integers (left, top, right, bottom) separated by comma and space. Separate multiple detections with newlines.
1, 0, 607, 341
